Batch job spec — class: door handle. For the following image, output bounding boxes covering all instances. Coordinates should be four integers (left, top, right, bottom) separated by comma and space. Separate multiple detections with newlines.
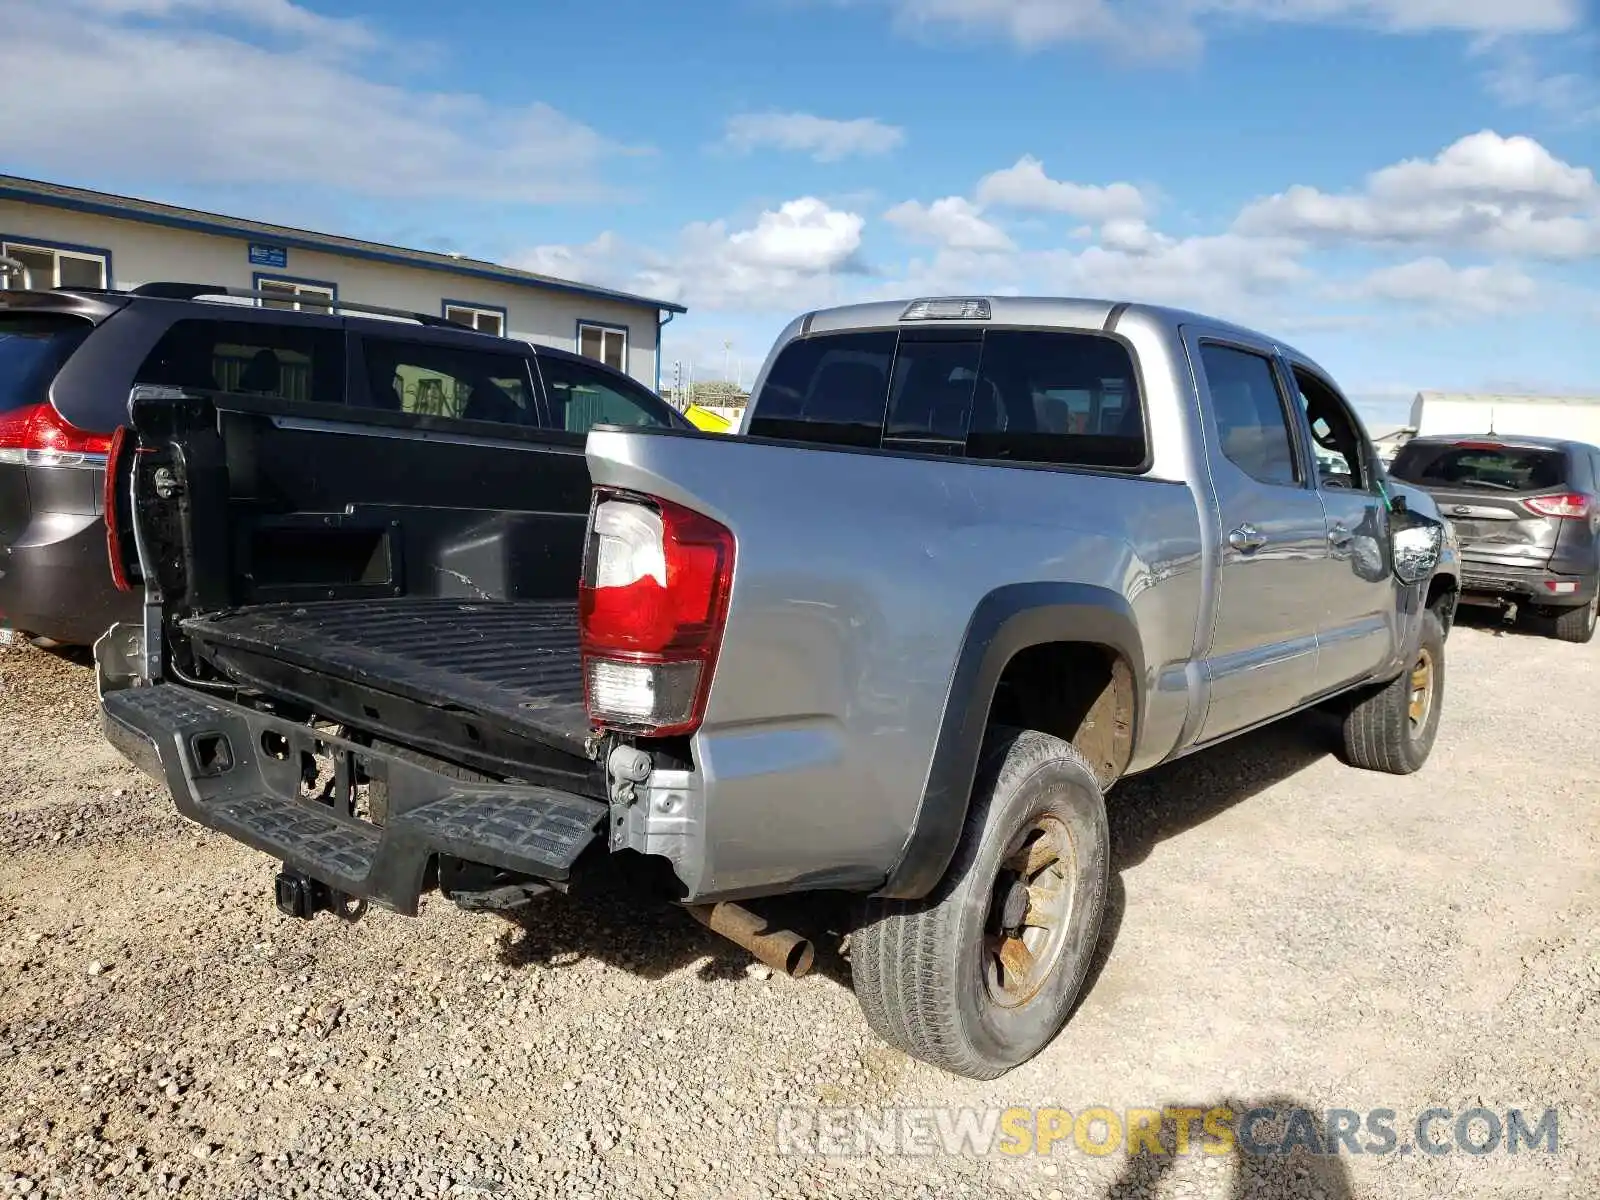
1328, 523, 1354, 548
1228, 524, 1267, 553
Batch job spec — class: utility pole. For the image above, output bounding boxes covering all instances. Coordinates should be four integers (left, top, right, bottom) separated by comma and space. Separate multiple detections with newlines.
723, 341, 732, 385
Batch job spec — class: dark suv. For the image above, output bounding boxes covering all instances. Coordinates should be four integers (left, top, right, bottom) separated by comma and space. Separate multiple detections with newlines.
1387, 433, 1600, 642
0, 283, 686, 647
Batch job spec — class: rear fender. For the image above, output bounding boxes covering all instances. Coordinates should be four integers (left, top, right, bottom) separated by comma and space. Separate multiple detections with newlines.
875, 581, 1144, 900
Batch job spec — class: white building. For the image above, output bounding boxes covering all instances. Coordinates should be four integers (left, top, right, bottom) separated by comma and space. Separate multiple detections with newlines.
1409, 391, 1600, 446
0, 174, 684, 391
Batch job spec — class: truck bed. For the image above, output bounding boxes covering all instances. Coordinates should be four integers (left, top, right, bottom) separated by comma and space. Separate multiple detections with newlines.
183, 598, 593, 759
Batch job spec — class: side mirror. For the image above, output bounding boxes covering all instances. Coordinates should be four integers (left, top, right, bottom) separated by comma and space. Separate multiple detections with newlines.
1391, 510, 1443, 585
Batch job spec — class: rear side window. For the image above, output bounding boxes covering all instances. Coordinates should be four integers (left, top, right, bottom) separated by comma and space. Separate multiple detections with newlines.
538, 356, 675, 432
967, 330, 1144, 468
1388, 443, 1568, 492
1199, 343, 1299, 487
0, 314, 90, 416
359, 338, 534, 426
747, 328, 1146, 468
747, 331, 896, 448
136, 318, 345, 405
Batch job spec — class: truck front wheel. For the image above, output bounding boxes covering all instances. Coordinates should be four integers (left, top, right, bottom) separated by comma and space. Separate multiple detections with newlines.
850, 727, 1109, 1079
1339, 608, 1445, 774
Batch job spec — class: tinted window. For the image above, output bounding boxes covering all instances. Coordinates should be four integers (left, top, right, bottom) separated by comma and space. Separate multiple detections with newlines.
1200, 344, 1298, 487
136, 319, 345, 405
748, 328, 1146, 468
0, 314, 90, 416
538, 357, 673, 432
966, 330, 1145, 468
1388, 443, 1568, 492
883, 334, 981, 454
747, 330, 895, 448
360, 338, 533, 426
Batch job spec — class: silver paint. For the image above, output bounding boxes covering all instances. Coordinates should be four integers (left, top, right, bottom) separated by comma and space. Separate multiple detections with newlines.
589, 297, 1458, 902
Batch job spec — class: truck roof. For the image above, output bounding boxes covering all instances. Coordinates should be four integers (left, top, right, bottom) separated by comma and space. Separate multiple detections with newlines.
795, 294, 1327, 376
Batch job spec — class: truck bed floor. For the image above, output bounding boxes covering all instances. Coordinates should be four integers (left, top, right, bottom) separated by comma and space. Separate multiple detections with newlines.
183, 598, 592, 757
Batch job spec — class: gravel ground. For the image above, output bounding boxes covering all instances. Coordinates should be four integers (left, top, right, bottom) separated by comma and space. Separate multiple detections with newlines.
0, 619, 1595, 1199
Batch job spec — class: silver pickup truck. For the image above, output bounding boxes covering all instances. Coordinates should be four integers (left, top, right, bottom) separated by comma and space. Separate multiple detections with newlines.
98, 295, 1459, 1079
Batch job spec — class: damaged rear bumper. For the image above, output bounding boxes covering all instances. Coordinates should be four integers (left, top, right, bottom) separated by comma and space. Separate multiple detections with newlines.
102, 683, 606, 915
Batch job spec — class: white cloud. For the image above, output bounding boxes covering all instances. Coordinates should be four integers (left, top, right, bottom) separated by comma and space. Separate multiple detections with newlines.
1234, 131, 1600, 259
1349, 257, 1540, 314
1474, 36, 1600, 126
881, 0, 1580, 54
76, 0, 376, 49
720, 198, 866, 272
514, 198, 866, 312
0, 0, 633, 203
1040, 231, 1312, 316
883, 197, 1015, 251
975, 156, 1149, 221
720, 112, 905, 161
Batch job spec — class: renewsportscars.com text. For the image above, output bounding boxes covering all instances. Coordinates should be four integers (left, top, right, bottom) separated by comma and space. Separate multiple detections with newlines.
776, 1105, 1560, 1159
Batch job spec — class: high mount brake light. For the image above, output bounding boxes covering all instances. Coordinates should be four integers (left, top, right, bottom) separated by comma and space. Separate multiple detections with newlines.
0, 402, 112, 467
1524, 492, 1593, 519
578, 491, 734, 736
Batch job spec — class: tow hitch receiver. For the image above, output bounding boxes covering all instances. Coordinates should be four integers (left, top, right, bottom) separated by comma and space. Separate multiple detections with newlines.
274, 869, 367, 922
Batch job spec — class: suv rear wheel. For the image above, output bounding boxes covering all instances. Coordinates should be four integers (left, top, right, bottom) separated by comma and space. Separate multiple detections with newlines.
849, 726, 1109, 1079
1545, 587, 1598, 644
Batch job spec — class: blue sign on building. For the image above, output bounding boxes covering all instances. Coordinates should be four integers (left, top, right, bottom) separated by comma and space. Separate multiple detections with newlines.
248, 243, 288, 269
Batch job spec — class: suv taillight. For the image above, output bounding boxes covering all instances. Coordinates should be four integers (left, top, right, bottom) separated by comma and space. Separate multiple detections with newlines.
1525, 492, 1592, 519
579, 490, 735, 736
0, 402, 112, 467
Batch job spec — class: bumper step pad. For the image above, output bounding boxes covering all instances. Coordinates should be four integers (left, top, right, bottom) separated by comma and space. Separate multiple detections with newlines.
103, 683, 605, 915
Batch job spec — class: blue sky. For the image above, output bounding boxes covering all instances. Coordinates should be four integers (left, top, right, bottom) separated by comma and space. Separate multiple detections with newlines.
5, 0, 1599, 428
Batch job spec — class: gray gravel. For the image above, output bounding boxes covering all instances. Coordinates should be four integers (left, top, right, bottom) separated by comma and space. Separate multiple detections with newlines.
0, 619, 1595, 1199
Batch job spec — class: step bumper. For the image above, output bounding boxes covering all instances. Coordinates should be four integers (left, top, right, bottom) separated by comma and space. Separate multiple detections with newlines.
102, 684, 606, 916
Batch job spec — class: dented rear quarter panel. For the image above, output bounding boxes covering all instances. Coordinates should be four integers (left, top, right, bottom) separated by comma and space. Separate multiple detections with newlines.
584, 307, 1214, 900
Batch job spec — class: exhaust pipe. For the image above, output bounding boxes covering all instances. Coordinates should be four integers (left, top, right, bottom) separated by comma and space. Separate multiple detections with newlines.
686, 901, 815, 978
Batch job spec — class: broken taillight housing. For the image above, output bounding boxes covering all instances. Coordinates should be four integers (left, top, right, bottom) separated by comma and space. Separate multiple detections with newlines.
1524, 492, 1593, 519
103, 425, 139, 591
578, 490, 734, 736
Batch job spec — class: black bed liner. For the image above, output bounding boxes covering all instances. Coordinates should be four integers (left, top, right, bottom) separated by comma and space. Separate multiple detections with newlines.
183, 597, 593, 758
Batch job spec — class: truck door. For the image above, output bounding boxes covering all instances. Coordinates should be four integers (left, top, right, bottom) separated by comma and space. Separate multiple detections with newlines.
1188, 333, 1328, 743
1286, 361, 1396, 693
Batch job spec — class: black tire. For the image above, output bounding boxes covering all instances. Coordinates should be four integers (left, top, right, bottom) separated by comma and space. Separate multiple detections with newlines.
1340, 609, 1445, 774
849, 726, 1110, 1079
1546, 590, 1597, 644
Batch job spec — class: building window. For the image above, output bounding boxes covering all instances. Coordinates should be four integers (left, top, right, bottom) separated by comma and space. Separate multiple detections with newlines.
442, 303, 506, 336
255, 275, 336, 313
0, 239, 109, 290
577, 322, 627, 372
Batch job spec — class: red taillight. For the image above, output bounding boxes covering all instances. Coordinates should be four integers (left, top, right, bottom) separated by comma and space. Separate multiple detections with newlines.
1524, 492, 1592, 519
104, 425, 134, 592
0, 402, 113, 466
579, 490, 734, 736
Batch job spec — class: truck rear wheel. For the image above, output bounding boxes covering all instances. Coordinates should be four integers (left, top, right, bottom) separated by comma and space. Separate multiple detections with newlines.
1339, 609, 1445, 774
849, 727, 1109, 1079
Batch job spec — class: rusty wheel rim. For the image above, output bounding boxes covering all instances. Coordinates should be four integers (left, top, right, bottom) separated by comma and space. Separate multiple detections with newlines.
1408, 647, 1435, 733
983, 815, 1076, 1009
